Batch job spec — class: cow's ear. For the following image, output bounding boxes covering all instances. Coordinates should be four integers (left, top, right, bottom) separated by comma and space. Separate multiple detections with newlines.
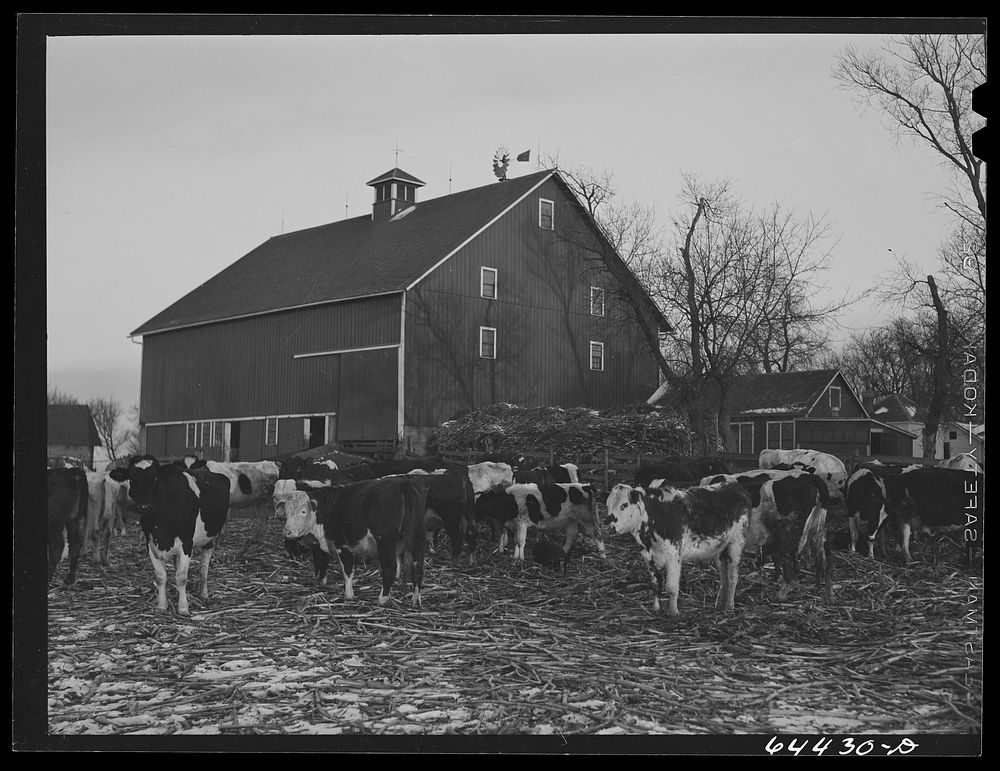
274, 500, 285, 516
629, 489, 642, 505
108, 468, 128, 482
309, 498, 318, 513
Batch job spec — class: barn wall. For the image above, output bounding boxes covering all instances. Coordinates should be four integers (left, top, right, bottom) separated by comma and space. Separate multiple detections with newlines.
808, 373, 866, 419
795, 419, 873, 458
139, 295, 401, 449
403, 176, 659, 433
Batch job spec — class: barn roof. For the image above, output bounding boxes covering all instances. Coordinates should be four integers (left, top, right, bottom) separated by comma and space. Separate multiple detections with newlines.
131, 170, 553, 336
871, 393, 924, 423
730, 369, 845, 417
47, 404, 102, 447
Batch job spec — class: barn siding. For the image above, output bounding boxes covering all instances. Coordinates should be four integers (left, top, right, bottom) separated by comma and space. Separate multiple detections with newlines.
140, 295, 400, 424
403, 176, 658, 430
808, 373, 866, 418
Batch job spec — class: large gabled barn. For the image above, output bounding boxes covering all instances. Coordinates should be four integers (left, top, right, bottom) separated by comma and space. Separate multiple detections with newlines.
130, 167, 668, 460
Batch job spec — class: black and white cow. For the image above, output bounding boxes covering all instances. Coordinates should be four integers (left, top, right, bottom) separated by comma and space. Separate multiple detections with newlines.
604, 481, 751, 616
82, 470, 128, 571
759, 449, 848, 501
845, 466, 909, 558
407, 470, 478, 564
48, 467, 89, 584
109, 455, 231, 615
279, 476, 428, 607
497, 482, 605, 561
205, 460, 280, 537
891, 467, 984, 566
466, 461, 515, 497
544, 463, 580, 484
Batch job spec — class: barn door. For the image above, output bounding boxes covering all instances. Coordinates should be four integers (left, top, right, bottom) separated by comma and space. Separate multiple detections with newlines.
226, 421, 241, 462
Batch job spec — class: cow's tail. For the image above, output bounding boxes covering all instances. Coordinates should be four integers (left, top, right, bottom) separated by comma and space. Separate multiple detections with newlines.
796, 498, 828, 566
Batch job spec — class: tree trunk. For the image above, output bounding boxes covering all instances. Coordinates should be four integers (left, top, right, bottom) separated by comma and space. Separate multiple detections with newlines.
922, 275, 952, 462
680, 198, 709, 454
716, 380, 735, 454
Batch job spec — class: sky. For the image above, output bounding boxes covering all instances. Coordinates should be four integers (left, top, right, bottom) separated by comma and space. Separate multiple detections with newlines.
39, 21, 982, 415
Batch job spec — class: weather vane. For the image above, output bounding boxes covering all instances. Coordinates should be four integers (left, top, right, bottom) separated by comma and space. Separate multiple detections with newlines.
391, 140, 403, 166
493, 146, 510, 182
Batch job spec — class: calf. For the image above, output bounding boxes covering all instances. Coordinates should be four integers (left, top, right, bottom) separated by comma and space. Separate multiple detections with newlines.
279, 476, 428, 607
604, 481, 751, 616
760, 449, 847, 501
83, 471, 127, 571
501, 482, 605, 561
48, 467, 88, 583
845, 466, 908, 558
416, 470, 477, 564
109, 455, 230, 615
205, 460, 279, 537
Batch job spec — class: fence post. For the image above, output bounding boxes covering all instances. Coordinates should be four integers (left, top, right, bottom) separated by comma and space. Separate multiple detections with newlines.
604, 448, 610, 492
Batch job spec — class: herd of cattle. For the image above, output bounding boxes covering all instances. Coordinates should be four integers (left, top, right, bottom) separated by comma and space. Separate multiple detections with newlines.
46, 447, 984, 619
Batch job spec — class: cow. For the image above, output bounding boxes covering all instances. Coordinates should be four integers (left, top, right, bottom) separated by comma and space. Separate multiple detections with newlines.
940, 453, 984, 473
845, 466, 909, 558
759, 449, 847, 501
108, 456, 231, 614
498, 482, 605, 561
368, 457, 457, 477
83, 471, 128, 570
48, 467, 89, 583
531, 539, 567, 572
544, 463, 580, 484
407, 470, 478, 564
467, 461, 514, 497
604, 481, 751, 616
649, 456, 731, 481
205, 460, 280, 538
513, 467, 557, 485
702, 469, 832, 600
279, 476, 428, 607
634, 461, 697, 489
891, 467, 984, 566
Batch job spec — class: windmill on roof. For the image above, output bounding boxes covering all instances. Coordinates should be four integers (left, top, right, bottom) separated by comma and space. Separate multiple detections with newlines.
493, 145, 531, 182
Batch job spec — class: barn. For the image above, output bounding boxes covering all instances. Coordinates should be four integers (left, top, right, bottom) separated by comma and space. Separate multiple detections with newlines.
726, 368, 917, 458
129, 167, 668, 460
46, 404, 101, 469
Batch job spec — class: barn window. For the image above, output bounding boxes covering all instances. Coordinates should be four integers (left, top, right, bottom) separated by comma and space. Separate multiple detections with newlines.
265, 417, 278, 446
539, 198, 554, 230
480, 326, 496, 359
213, 422, 224, 447
590, 286, 605, 317
186, 422, 197, 448
481, 267, 497, 299
829, 386, 842, 410
766, 420, 795, 450
730, 422, 754, 454
590, 341, 605, 371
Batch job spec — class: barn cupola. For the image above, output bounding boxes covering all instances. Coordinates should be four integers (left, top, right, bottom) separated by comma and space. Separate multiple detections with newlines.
366, 167, 426, 221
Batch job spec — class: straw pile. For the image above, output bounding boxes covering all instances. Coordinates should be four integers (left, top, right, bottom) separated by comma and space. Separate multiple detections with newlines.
47, 505, 982, 737
431, 403, 689, 459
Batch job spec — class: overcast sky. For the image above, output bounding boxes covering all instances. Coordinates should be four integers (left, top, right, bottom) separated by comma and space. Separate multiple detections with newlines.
41, 23, 980, 412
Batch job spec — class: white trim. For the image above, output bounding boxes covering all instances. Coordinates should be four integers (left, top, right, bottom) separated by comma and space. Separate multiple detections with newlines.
829, 385, 842, 410
133, 290, 404, 338
590, 286, 605, 317
589, 341, 605, 371
538, 197, 555, 230
293, 343, 399, 359
480, 326, 497, 359
265, 417, 279, 446
147, 411, 337, 428
405, 173, 554, 291
805, 370, 870, 418
397, 292, 406, 441
796, 417, 918, 438
480, 266, 498, 300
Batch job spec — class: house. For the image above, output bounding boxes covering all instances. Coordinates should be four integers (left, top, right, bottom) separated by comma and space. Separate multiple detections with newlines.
129, 167, 668, 460
726, 369, 917, 459
47, 404, 102, 469
872, 393, 986, 463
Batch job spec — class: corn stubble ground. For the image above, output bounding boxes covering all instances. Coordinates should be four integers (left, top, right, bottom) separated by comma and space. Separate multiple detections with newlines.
47, 505, 983, 739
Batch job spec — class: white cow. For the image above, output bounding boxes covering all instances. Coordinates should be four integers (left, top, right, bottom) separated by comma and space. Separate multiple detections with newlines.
206, 460, 281, 538
466, 461, 514, 497
759, 448, 847, 501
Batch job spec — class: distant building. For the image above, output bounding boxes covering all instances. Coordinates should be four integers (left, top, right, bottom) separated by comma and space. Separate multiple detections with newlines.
47, 404, 102, 469
872, 393, 986, 462
727, 368, 916, 459
128, 167, 669, 459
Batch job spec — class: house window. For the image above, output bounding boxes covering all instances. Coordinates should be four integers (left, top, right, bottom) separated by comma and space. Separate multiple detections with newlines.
730, 422, 755, 454
186, 422, 197, 448
829, 386, 842, 410
590, 341, 605, 371
481, 267, 498, 299
590, 286, 605, 317
766, 421, 795, 450
480, 326, 496, 359
265, 417, 278, 446
949, 430, 958, 440
539, 198, 554, 230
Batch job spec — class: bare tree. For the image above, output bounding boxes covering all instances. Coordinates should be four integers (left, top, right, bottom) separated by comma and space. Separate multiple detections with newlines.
88, 395, 126, 463
834, 34, 986, 221
47, 386, 78, 405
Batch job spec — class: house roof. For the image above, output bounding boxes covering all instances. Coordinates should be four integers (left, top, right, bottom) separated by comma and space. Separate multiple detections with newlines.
731, 369, 844, 417
131, 170, 557, 336
871, 393, 924, 423
131, 167, 672, 338
47, 404, 102, 447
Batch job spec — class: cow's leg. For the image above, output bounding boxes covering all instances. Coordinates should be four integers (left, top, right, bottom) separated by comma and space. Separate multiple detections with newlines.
562, 521, 580, 556
65, 518, 85, 585
848, 514, 859, 553
148, 545, 169, 611
48, 530, 66, 583
900, 522, 914, 565
337, 545, 357, 600
253, 500, 268, 540
462, 517, 477, 566
198, 544, 214, 602
717, 540, 743, 613
98, 516, 113, 568
643, 555, 662, 613
663, 557, 682, 617
514, 519, 529, 561
175, 549, 193, 616
495, 525, 509, 553
376, 540, 398, 606
409, 538, 425, 609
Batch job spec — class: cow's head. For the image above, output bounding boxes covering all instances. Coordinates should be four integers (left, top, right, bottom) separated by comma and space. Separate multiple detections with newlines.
603, 484, 646, 534
279, 491, 319, 540
108, 455, 160, 513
